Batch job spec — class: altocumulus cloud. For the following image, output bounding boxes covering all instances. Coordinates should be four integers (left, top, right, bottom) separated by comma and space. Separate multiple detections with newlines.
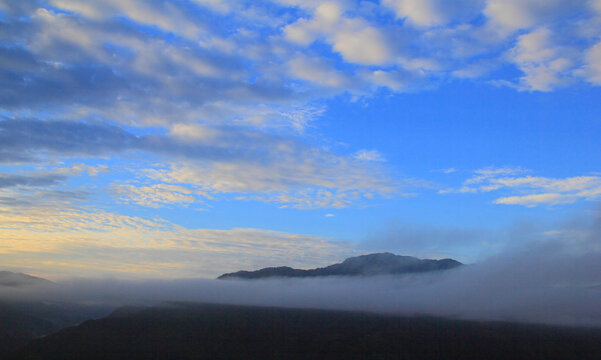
2, 0, 601, 210
1, 0, 601, 286
2, 0, 601, 121
0, 118, 397, 208
0, 204, 355, 278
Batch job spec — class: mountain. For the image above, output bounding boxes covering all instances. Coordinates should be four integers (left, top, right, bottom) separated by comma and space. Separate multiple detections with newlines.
10, 302, 601, 360
0, 271, 53, 287
218, 253, 462, 280
0, 300, 114, 355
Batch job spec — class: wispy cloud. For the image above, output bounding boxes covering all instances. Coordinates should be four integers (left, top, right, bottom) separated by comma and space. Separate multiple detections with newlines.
0, 172, 67, 188
443, 167, 601, 206
0, 118, 397, 208
1, 1, 600, 210
353, 149, 386, 162
0, 205, 354, 278
1, 0, 599, 134
0, 0, 600, 280
141, 156, 396, 209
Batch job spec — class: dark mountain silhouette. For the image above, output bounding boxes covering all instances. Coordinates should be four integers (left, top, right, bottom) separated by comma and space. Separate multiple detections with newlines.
0, 271, 53, 287
0, 300, 114, 355
218, 252, 462, 279
10, 302, 601, 360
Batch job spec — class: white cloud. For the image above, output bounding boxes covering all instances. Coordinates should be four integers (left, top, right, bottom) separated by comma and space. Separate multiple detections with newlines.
2, 0, 601, 220
0, 206, 353, 278
382, 0, 484, 27
140, 150, 397, 209
288, 55, 353, 88
51, 0, 205, 39
112, 184, 210, 208
2, 0, 598, 135
365, 70, 407, 91
494, 193, 574, 206
582, 41, 601, 84
0, 117, 397, 210
446, 167, 601, 207
463, 166, 528, 185
168, 124, 221, 142
508, 28, 574, 91
331, 20, 393, 65
284, 3, 394, 65
353, 149, 386, 162
284, 2, 342, 45
484, 0, 584, 32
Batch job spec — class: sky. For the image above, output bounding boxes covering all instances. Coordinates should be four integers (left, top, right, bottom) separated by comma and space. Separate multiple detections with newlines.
1, 0, 601, 279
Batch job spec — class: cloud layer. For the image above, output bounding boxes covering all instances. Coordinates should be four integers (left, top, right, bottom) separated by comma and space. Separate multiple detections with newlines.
1, 0, 600, 211
3, 219, 601, 326
1, 0, 600, 279
0, 204, 355, 278
443, 167, 601, 207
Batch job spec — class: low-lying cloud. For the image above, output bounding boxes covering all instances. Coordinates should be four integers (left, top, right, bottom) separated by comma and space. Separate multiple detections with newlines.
2, 216, 600, 327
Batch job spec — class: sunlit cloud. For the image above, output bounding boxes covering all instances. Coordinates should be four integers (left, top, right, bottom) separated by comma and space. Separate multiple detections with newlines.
442, 167, 601, 207
0, 0, 600, 279
0, 205, 354, 279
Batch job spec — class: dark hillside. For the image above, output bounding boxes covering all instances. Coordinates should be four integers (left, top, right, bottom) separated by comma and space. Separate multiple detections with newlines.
0, 301, 114, 355
11, 302, 601, 360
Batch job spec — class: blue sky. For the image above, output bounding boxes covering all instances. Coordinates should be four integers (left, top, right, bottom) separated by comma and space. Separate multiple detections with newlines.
1, 0, 601, 278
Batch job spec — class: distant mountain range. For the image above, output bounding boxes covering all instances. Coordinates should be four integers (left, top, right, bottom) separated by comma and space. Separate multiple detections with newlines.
218, 253, 462, 280
0, 271, 53, 287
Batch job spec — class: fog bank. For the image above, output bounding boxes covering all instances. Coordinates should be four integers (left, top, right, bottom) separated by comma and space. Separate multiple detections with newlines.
1, 246, 600, 326
2, 210, 601, 327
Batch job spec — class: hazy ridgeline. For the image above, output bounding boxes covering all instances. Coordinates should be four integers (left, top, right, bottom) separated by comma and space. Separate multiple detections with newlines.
2, 234, 600, 327
2, 208, 600, 360
2, 210, 601, 359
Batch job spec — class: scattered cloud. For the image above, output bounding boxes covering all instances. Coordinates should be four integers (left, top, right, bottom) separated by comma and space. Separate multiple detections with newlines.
0, 117, 398, 209
353, 149, 386, 162
284, 2, 395, 66
382, 0, 484, 27
142, 154, 396, 209
288, 54, 354, 89
484, 0, 583, 32
0, 0, 599, 138
0, 1, 600, 280
112, 184, 210, 208
49, 0, 206, 39
507, 27, 575, 91
444, 167, 601, 207
0, 205, 354, 278
582, 41, 601, 85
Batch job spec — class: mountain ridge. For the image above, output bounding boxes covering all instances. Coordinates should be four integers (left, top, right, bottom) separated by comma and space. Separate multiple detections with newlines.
0, 271, 53, 287
218, 252, 462, 280
11, 302, 601, 360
